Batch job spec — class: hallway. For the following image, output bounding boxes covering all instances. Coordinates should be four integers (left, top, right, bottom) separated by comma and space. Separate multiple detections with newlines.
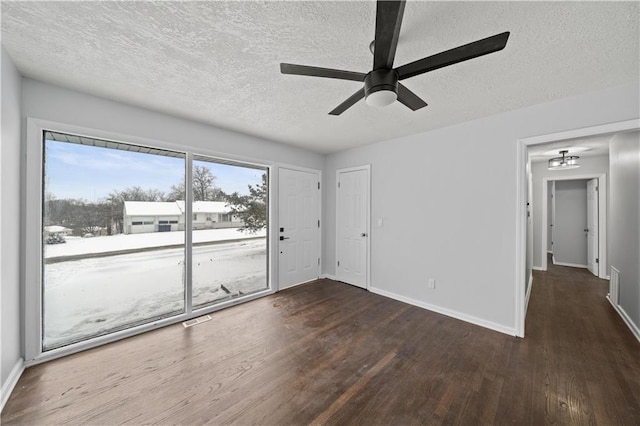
525, 258, 640, 422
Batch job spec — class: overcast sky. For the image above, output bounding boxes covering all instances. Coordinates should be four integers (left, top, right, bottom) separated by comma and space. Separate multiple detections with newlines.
45, 140, 264, 201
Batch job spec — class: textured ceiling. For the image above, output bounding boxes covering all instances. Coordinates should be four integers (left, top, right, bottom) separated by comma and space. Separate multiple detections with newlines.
2, 1, 639, 154
528, 133, 613, 162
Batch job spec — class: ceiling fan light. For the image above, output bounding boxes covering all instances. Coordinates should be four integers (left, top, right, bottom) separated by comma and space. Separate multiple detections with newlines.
365, 89, 397, 107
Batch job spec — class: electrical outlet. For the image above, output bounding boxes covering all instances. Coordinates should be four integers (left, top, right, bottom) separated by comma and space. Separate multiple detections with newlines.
428, 278, 436, 289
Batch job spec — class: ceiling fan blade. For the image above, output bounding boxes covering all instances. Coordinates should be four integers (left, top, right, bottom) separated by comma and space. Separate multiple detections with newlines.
397, 84, 428, 111
329, 88, 365, 115
395, 32, 510, 80
373, 0, 406, 70
280, 63, 366, 82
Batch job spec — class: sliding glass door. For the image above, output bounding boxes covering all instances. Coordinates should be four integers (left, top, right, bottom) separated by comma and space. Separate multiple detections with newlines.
191, 156, 268, 309
41, 131, 269, 352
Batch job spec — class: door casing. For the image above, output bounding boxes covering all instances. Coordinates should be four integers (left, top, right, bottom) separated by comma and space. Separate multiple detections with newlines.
516, 118, 639, 338
541, 174, 606, 275
586, 178, 599, 276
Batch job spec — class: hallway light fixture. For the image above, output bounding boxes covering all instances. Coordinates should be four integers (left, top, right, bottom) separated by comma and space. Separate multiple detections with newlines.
548, 150, 580, 170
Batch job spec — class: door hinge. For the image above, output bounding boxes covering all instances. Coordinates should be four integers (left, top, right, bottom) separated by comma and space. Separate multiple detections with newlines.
318, 258, 320, 266
596, 258, 599, 263
318, 219, 320, 228
337, 260, 340, 267
338, 182, 341, 188
318, 182, 320, 190
596, 186, 599, 192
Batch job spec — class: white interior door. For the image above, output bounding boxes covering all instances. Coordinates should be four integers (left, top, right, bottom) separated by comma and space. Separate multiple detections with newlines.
336, 166, 370, 289
278, 168, 320, 290
587, 178, 599, 276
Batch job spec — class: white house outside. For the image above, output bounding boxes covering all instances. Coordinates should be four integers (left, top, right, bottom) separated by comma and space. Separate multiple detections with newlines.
44, 225, 72, 237
123, 201, 243, 234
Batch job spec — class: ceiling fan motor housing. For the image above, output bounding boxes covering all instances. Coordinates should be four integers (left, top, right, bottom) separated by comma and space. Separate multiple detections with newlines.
364, 69, 399, 97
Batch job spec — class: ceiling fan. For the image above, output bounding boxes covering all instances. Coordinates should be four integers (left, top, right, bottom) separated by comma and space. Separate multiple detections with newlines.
280, 0, 510, 115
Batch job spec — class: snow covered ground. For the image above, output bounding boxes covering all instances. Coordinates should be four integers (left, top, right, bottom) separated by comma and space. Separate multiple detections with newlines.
43, 234, 267, 350
45, 228, 267, 259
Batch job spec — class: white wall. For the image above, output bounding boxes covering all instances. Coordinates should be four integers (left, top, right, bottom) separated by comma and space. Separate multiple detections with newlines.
1, 47, 23, 406
609, 130, 640, 332
323, 82, 639, 334
531, 155, 609, 270
23, 79, 324, 170
553, 179, 588, 266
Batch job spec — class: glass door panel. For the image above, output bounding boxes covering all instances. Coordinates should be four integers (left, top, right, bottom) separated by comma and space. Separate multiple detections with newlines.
191, 156, 268, 309
42, 132, 186, 350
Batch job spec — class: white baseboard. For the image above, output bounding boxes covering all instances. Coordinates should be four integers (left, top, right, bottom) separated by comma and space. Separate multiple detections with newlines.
369, 286, 517, 337
279, 277, 319, 291
607, 296, 640, 342
553, 261, 588, 269
1, 358, 24, 413
532, 266, 545, 271
526, 273, 533, 314
319, 274, 336, 280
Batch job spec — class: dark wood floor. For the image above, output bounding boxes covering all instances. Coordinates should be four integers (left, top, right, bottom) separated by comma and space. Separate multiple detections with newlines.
3, 263, 640, 425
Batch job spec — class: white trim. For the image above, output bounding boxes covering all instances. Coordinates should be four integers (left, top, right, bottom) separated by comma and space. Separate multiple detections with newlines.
552, 261, 588, 269
185, 153, 193, 314
25, 117, 278, 364
541, 173, 607, 278
279, 277, 318, 291
516, 119, 640, 340
1, 358, 24, 413
320, 274, 337, 280
515, 139, 527, 337
335, 165, 371, 290
369, 286, 518, 337
532, 266, 545, 271
518, 119, 640, 146
607, 296, 640, 342
525, 272, 533, 315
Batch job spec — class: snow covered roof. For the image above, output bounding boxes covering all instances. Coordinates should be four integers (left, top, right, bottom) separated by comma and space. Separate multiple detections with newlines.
44, 225, 71, 233
175, 201, 230, 214
124, 201, 230, 217
194, 201, 229, 214
124, 201, 182, 216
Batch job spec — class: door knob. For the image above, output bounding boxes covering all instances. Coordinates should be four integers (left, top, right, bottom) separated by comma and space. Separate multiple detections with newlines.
584, 228, 589, 232
279, 236, 289, 241
361, 233, 367, 237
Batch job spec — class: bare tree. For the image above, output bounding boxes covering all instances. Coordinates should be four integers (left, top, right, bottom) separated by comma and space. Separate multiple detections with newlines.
166, 165, 224, 201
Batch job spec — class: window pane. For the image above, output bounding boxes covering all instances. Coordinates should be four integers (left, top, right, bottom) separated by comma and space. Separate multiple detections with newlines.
191, 158, 268, 308
43, 133, 186, 350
